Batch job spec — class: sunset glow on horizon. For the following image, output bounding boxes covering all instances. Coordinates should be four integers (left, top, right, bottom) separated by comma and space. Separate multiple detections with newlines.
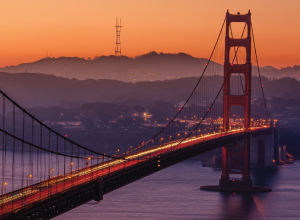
0, 0, 299, 68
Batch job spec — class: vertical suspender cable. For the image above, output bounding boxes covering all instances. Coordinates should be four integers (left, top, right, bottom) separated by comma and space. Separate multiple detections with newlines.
64, 139, 66, 189
40, 125, 43, 182
12, 105, 15, 191
48, 131, 51, 179
31, 119, 34, 184
251, 23, 269, 120
56, 135, 59, 193
2, 97, 5, 185
22, 113, 25, 190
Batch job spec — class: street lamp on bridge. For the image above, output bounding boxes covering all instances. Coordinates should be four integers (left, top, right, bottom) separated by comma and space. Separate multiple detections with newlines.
86, 157, 91, 166
69, 162, 74, 174
128, 145, 132, 152
27, 175, 32, 187
49, 168, 54, 179
2, 182, 7, 195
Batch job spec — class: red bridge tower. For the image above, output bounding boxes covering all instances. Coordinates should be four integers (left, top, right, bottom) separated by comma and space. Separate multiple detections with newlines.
201, 10, 271, 192
219, 10, 252, 189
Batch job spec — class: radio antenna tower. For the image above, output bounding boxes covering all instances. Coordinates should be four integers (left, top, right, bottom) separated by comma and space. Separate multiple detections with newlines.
115, 17, 122, 57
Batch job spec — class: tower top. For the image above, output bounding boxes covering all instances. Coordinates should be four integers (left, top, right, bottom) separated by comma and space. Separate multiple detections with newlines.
226, 10, 251, 16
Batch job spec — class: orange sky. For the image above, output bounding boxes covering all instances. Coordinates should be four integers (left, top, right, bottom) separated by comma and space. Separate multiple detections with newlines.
0, 0, 299, 68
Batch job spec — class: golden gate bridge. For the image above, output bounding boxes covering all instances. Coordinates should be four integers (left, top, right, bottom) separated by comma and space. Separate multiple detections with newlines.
0, 10, 275, 219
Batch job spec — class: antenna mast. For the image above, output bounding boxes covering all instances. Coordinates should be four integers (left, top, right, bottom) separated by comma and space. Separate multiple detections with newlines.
115, 17, 122, 57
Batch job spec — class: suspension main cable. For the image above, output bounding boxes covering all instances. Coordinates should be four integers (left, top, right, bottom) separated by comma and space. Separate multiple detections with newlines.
0, 90, 117, 159
0, 128, 85, 159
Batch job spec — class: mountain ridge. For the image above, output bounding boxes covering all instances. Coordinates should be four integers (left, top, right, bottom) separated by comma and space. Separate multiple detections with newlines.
0, 51, 298, 81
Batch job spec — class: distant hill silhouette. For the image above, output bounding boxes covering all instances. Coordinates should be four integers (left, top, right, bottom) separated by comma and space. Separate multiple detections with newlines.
0, 52, 217, 81
0, 72, 299, 109
1, 51, 298, 81
260, 65, 300, 79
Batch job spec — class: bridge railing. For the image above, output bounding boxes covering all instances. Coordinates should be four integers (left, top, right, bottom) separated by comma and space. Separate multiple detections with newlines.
120, 119, 272, 159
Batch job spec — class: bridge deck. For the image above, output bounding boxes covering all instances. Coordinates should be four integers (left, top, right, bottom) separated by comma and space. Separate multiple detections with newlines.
0, 126, 271, 219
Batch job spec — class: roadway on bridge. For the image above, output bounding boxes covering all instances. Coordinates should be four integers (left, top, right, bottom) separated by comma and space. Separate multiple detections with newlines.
0, 126, 269, 217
